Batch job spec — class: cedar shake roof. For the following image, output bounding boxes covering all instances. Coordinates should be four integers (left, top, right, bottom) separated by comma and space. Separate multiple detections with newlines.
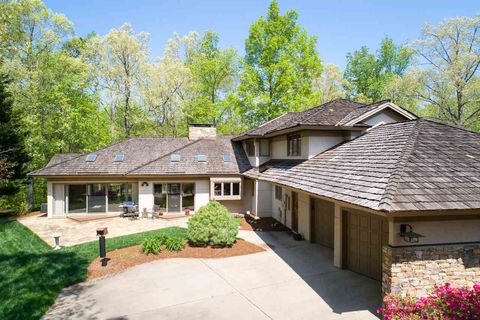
45, 153, 81, 168
29, 136, 250, 177
238, 99, 367, 138
251, 119, 480, 212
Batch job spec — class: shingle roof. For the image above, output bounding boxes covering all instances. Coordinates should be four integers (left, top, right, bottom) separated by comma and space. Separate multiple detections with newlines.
251, 119, 480, 212
45, 153, 81, 168
238, 99, 367, 138
29, 136, 250, 177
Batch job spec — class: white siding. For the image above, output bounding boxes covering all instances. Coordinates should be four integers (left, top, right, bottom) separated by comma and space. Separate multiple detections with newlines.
47, 181, 53, 218
138, 181, 153, 212
256, 180, 272, 217
297, 192, 311, 240
194, 180, 210, 211
308, 132, 345, 158
53, 184, 65, 217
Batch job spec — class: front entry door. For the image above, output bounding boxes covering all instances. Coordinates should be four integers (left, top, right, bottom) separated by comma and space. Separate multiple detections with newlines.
292, 192, 298, 232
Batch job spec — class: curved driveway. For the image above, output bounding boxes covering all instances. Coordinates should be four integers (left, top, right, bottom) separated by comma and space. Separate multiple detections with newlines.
43, 231, 380, 320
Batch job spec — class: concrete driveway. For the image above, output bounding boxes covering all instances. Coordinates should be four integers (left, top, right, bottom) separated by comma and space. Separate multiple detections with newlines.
43, 232, 381, 320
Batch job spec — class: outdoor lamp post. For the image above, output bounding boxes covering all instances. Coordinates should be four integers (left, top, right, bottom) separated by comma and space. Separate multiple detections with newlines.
96, 227, 108, 267
51, 233, 61, 249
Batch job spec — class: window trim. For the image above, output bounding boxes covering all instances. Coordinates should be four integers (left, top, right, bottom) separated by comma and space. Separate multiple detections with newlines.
246, 140, 255, 156
210, 178, 242, 200
287, 134, 301, 156
259, 139, 270, 157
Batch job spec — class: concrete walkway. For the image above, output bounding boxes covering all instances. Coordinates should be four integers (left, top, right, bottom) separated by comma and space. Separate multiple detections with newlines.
43, 231, 381, 319
19, 215, 189, 247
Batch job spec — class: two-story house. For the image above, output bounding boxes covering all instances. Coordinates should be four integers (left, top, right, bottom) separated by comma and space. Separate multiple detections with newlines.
30, 98, 480, 298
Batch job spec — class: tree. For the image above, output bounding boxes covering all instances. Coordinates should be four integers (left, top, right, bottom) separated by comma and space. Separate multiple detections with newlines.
93, 23, 150, 139
185, 30, 239, 127
238, 0, 322, 126
0, 75, 29, 192
313, 64, 347, 104
408, 16, 480, 129
142, 32, 195, 136
344, 37, 413, 102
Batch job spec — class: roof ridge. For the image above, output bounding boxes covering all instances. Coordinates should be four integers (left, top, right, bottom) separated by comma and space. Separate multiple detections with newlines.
298, 98, 362, 124
335, 100, 390, 126
125, 138, 203, 175
377, 121, 421, 211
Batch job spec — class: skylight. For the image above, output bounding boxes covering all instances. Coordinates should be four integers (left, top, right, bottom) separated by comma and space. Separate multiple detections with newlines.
223, 154, 232, 162
197, 155, 207, 162
114, 154, 125, 162
171, 154, 181, 162
85, 154, 97, 162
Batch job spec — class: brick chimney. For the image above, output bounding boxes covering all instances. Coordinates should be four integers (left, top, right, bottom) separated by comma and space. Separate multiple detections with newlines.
188, 123, 217, 140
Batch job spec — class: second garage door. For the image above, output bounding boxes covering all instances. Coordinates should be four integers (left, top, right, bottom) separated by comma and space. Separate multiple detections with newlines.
311, 198, 334, 248
345, 209, 388, 281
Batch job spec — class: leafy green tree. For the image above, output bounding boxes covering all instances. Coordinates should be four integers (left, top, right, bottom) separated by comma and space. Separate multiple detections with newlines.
344, 37, 413, 102
409, 16, 480, 129
313, 64, 348, 104
238, 0, 322, 126
91, 23, 150, 139
0, 75, 29, 194
185, 31, 239, 128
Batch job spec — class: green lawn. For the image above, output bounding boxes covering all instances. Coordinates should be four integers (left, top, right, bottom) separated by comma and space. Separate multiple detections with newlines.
0, 219, 187, 320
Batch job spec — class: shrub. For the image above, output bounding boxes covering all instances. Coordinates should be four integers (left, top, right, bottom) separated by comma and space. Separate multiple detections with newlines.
187, 201, 239, 247
141, 236, 161, 255
378, 283, 480, 320
164, 236, 185, 252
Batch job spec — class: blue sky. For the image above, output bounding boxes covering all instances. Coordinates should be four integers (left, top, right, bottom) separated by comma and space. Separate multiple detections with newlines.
45, 0, 477, 69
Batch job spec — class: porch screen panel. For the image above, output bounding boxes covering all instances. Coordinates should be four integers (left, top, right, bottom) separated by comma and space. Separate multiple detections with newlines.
87, 184, 106, 213
182, 183, 195, 210
68, 184, 87, 213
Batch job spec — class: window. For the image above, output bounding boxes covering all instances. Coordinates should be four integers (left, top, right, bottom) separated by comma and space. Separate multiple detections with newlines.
287, 134, 301, 156
212, 181, 241, 199
85, 154, 97, 162
275, 186, 282, 200
170, 154, 181, 162
114, 154, 125, 162
197, 154, 207, 162
246, 140, 255, 156
259, 139, 270, 156
154, 183, 195, 212
68, 185, 87, 213
87, 184, 106, 213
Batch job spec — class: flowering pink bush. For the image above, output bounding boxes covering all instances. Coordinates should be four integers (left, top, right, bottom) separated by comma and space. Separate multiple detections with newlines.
378, 283, 480, 320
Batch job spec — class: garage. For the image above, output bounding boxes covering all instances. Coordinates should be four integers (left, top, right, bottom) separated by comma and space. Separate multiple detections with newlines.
344, 209, 388, 280
310, 198, 334, 248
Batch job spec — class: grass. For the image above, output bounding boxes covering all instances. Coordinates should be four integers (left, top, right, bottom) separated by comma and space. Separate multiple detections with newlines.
0, 219, 186, 320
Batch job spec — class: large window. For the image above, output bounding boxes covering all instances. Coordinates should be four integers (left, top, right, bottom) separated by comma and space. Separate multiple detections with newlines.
287, 134, 301, 156
259, 139, 270, 156
246, 140, 255, 156
108, 184, 134, 213
68, 185, 86, 213
154, 183, 195, 212
275, 186, 282, 200
67, 183, 137, 214
212, 181, 241, 200
87, 184, 106, 213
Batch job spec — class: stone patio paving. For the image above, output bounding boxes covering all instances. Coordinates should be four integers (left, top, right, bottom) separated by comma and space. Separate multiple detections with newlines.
19, 214, 189, 247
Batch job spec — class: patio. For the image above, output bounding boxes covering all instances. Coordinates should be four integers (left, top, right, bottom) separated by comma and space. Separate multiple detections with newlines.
19, 214, 189, 247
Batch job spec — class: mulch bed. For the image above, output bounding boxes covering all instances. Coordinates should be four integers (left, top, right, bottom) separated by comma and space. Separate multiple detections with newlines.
238, 215, 290, 232
87, 239, 265, 280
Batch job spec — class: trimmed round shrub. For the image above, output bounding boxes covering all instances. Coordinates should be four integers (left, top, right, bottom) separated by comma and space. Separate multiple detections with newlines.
187, 201, 240, 247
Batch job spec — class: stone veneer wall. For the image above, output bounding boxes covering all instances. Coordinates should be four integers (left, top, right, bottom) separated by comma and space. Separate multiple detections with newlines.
383, 243, 480, 297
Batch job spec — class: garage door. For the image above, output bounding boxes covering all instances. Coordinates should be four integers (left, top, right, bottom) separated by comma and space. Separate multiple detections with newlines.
345, 210, 388, 280
311, 198, 334, 248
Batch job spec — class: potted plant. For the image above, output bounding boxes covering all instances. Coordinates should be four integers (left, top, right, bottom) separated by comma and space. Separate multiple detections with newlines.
159, 210, 164, 216
184, 208, 191, 216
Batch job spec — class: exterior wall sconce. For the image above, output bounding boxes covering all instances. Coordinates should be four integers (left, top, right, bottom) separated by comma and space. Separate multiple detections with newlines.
400, 224, 424, 243
141, 181, 149, 187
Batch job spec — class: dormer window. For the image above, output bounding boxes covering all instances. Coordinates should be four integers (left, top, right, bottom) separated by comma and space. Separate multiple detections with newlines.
223, 154, 232, 162
114, 154, 125, 162
287, 134, 301, 156
85, 154, 97, 162
197, 155, 207, 162
259, 139, 270, 156
171, 154, 181, 162
246, 140, 255, 156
